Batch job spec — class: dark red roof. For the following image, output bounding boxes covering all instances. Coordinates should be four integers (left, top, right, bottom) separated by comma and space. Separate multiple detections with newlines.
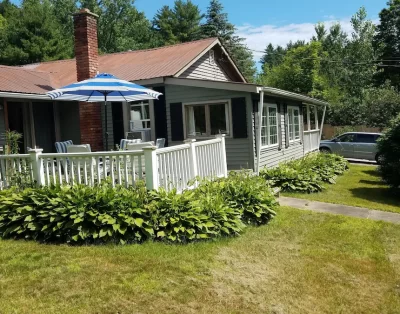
0, 38, 218, 95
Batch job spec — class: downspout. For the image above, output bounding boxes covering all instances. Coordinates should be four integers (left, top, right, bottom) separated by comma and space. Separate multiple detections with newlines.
256, 88, 264, 175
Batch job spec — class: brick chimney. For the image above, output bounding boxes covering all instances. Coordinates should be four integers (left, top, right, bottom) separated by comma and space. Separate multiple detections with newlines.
73, 8, 103, 151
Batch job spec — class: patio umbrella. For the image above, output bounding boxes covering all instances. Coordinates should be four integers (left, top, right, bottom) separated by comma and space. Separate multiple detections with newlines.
47, 73, 162, 150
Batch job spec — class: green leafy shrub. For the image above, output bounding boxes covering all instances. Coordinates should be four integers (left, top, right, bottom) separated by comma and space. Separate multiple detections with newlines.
260, 153, 349, 193
0, 173, 277, 244
194, 172, 278, 225
377, 114, 400, 189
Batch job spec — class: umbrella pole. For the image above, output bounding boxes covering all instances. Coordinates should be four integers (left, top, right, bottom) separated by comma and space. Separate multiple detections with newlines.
104, 93, 108, 151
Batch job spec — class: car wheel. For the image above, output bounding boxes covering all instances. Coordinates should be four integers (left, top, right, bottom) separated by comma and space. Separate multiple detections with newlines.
320, 147, 331, 154
375, 153, 384, 164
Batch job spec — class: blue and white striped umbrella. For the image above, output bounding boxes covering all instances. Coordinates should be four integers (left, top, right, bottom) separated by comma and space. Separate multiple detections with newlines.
47, 73, 162, 150
47, 73, 162, 102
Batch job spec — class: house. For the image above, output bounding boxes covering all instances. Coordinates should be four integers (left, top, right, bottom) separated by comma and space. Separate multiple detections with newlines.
0, 8, 327, 172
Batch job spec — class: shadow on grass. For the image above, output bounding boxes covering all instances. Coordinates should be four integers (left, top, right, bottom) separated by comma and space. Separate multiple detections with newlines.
359, 179, 387, 186
351, 187, 400, 208
362, 169, 380, 177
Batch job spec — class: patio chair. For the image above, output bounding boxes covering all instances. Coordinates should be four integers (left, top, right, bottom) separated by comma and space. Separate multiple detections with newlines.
156, 138, 166, 149
120, 139, 142, 150
125, 142, 154, 151
55, 140, 73, 153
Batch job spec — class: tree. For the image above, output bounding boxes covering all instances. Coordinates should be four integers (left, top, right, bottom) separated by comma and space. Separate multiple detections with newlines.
261, 41, 328, 98
153, 0, 203, 44
201, 0, 256, 81
374, 0, 400, 88
260, 44, 285, 71
81, 0, 155, 53
0, 0, 73, 65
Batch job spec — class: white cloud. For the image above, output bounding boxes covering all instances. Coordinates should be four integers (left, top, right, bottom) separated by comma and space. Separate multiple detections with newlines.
236, 18, 354, 62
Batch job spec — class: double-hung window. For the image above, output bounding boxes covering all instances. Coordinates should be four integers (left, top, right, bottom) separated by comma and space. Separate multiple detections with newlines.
185, 101, 230, 138
130, 101, 150, 129
288, 106, 300, 142
261, 103, 279, 147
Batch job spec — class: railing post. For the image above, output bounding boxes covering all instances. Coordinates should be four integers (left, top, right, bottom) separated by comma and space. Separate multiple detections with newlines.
216, 135, 228, 177
184, 139, 198, 179
143, 146, 159, 190
28, 148, 45, 187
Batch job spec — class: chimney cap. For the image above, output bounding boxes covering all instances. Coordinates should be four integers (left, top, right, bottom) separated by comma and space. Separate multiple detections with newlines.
73, 8, 99, 18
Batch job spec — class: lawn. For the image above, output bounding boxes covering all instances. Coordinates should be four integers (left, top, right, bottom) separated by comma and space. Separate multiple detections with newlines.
284, 164, 400, 214
1, 206, 399, 314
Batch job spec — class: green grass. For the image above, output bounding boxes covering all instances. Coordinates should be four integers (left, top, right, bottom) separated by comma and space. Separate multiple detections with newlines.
284, 164, 400, 214
1, 206, 399, 314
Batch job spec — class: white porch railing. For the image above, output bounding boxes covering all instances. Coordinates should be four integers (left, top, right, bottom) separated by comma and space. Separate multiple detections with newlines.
304, 130, 321, 153
0, 136, 227, 191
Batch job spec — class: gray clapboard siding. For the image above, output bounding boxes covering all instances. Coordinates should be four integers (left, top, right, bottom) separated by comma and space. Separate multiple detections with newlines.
164, 84, 254, 170
180, 51, 231, 82
257, 103, 305, 169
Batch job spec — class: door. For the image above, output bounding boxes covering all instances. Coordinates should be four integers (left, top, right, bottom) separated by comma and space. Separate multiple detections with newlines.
334, 133, 356, 158
353, 134, 379, 160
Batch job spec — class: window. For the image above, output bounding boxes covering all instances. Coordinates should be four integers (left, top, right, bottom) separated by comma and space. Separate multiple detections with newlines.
337, 133, 356, 143
288, 106, 300, 142
356, 134, 377, 143
185, 101, 230, 138
261, 104, 279, 147
209, 50, 215, 64
130, 101, 150, 129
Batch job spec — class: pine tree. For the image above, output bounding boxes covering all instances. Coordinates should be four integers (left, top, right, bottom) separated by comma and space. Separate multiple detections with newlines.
201, 0, 256, 81
153, 0, 202, 44
374, 0, 400, 87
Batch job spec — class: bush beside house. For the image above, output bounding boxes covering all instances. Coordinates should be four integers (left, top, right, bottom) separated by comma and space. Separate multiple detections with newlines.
377, 114, 400, 189
260, 153, 349, 193
0, 173, 278, 244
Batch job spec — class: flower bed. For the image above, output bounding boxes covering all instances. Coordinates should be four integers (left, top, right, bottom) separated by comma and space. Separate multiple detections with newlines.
0, 172, 278, 244
260, 153, 349, 193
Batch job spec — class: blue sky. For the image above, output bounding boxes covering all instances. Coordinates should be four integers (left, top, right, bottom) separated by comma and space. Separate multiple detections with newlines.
136, 0, 386, 62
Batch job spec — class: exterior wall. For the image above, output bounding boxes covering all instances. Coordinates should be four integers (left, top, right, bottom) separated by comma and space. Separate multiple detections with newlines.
164, 84, 254, 170
57, 101, 81, 144
180, 50, 231, 81
256, 100, 305, 169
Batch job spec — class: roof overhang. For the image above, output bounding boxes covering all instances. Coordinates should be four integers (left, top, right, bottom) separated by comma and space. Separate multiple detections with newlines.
165, 77, 329, 106
258, 87, 329, 107
0, 91, 52, 100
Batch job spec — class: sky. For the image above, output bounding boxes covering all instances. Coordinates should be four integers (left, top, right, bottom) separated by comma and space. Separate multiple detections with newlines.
136, 0, 387, 62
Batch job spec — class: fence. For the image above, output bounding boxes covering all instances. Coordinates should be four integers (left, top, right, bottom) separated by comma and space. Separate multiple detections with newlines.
322, 125, 382, 140
0, 136, 227, 192
303, 130, 321, 153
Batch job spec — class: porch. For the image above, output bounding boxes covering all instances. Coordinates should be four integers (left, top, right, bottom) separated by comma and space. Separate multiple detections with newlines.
0, 136, 227, 192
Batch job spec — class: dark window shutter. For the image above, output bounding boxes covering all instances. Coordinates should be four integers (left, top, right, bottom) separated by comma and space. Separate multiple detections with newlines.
153, 86, 168, 146
170, 102, 184, 141
277, 103, 282, 150
284, 104, 289, 148
231, 97, 247, 138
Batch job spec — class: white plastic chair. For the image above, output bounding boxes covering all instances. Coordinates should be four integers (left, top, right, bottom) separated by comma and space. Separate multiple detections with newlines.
126, 142, 155, 151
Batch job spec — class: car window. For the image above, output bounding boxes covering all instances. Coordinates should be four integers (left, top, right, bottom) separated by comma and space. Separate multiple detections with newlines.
356, 134, 376, 143
337, 134, 356, 143
374, 135, 381, 142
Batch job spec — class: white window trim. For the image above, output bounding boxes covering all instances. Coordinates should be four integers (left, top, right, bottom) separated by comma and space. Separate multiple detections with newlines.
130, 101, 151, 130
182, 99, 232, 139
261, 103, 279, 148
287, 105, 301, 143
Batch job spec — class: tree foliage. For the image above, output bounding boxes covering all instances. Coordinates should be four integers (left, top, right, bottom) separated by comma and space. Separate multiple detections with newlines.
153, 0, 203, 44
201, 0, 255, 81
259, 6, 400, 128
